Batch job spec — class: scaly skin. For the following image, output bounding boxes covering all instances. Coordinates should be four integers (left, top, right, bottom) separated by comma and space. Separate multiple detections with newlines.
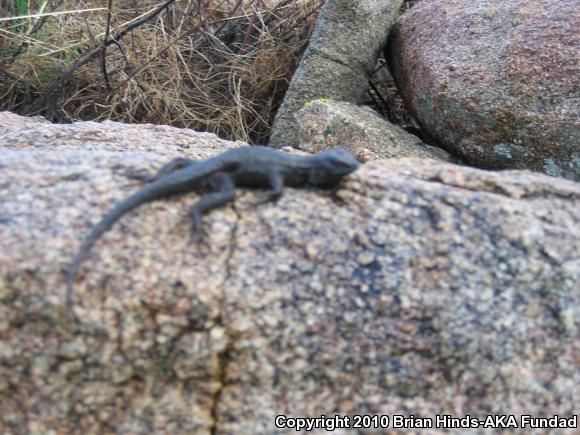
66, 146, 359, 309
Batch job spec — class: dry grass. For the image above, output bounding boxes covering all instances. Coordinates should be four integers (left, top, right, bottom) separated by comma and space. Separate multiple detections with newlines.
1, 0, 323, 143
366, 0, 424, 136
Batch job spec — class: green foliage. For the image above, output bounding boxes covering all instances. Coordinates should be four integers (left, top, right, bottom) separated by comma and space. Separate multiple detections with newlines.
15, 0, 29, 16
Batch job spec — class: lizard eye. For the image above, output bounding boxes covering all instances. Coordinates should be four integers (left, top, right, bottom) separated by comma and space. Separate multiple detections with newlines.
330, 158, 352, 168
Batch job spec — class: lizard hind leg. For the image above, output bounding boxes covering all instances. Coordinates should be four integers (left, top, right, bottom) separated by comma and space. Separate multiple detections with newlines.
148, 157, 198, 183
189, 172, 236, 237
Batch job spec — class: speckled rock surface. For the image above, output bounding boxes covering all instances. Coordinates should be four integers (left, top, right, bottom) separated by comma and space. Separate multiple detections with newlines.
296, 99, 455, 162
269, 0, 403, 149
388, 0, 580, 180
1, 112, 580, 434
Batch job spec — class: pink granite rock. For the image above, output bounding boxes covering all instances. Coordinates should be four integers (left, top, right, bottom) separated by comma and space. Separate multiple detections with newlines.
388, 0, 580, 180
1, 112, 579, 433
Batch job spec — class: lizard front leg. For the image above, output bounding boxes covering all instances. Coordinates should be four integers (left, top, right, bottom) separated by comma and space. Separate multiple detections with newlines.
250, 168, 284, 206
190, 172, 236, 233
266, 168, 284, 201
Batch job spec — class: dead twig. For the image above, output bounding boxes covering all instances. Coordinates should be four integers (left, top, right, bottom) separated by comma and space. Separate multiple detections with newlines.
36, 0, 177, 108
101, 0, 114, 91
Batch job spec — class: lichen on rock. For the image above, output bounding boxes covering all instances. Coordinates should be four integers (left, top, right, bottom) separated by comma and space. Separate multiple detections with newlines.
388, 0, 580, 180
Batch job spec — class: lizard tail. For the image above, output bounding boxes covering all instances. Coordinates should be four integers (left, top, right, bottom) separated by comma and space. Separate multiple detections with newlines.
65, 156, 230, 309
65, 179, 183, 309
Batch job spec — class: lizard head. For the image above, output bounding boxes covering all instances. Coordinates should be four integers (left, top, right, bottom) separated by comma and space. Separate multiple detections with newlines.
309, 148, 359, 187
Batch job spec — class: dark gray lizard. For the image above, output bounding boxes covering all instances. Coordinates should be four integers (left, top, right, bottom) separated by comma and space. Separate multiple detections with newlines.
66, 146, 358, 308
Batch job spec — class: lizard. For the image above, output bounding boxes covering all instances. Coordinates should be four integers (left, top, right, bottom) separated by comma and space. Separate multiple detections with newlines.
65, 146, 359, 309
